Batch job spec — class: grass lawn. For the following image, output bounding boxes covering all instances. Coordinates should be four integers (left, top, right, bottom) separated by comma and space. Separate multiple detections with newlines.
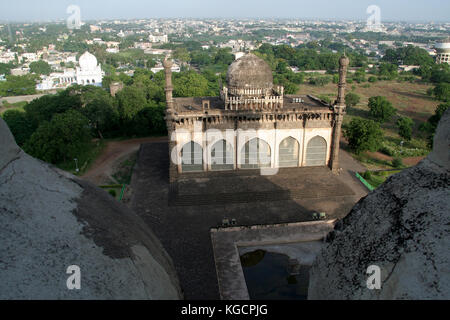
112, 152, 138, 185
0, 101, 27, 114
362, 170, 402, 189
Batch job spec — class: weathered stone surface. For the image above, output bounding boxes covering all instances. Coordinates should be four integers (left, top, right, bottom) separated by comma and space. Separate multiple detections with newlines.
0, 118, 182, 299
226, 53, 273, 90
308, 110, 450, 300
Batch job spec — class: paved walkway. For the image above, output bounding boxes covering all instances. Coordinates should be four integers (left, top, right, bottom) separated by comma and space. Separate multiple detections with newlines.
130, 142, 367, 299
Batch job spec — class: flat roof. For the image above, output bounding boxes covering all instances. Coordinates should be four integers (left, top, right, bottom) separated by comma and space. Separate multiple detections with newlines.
172, 94, 332, 113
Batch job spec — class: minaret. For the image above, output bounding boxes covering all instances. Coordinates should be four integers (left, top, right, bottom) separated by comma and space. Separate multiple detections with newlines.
163, 57, 177, 183
329, 54, 349, 174
163, 57, 174, 113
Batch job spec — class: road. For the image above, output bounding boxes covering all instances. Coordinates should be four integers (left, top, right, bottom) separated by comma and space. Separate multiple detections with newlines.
81, 136, 168, 185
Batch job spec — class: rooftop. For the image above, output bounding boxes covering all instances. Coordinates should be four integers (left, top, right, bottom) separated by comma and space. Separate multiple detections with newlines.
172, 94, 332, 114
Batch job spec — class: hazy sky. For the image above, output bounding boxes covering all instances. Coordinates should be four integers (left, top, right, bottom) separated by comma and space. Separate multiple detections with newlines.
1, 0, 449, 22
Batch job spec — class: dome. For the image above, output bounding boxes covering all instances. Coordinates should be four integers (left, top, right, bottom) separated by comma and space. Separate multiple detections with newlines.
79, 51, 98, 70
226, 53, 273, 90
0, 118, 182, 299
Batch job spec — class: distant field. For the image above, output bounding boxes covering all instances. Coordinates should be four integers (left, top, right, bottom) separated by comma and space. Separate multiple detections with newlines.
298, 80, 438, 170
297, 80, 437, 122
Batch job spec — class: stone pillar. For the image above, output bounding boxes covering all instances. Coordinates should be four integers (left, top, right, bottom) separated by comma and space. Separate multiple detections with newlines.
163, 58, 178, 182
330, 55, 349, 174
163, 58, 174, 112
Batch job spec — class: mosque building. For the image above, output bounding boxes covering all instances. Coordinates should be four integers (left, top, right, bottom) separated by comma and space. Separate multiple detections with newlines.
75, 51, 104, 86
163, 53, 349, 182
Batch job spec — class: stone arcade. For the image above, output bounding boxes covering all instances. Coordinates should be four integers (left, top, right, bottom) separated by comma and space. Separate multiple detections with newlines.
163, 53, 349, 181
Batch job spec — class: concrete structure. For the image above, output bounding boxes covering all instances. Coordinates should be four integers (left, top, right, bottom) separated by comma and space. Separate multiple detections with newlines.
0, 118, 182, 299
109, 81, 124, 97
308, 109, 450, 300
76, 51, 103, 86
211, 221, 335, 300
149, 34, 168, 43
435, 39, 450, 64
163, 53, 349, 181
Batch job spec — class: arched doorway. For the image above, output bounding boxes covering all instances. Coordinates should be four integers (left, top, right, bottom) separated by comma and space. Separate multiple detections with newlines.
181, 141, 203, 172
240, 138, 271, 169
305, 136, 327, 166
278, 137, 299, 168
211, 140, 234, 171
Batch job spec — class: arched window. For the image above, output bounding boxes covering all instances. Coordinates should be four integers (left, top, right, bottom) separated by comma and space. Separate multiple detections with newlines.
92, 79, 95, 84
211, 140, 234, 171
305, 136, 327, 166
86, 79, 90, 84
240, 138, 271, 169
279, 137, 299, 167
180, 141, 203, 172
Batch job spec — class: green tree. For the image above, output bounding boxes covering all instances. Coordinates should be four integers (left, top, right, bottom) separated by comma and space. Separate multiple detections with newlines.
29, 60, 52, 76
173, 47, 191, 63
116, 85, 147, 123
344, 118, 384, 154
132, 106, 167, 136
24, 110, 92, 164
432, 83, 450, 102
1, 109, 35, 146
0, 74, 39, 96
378, 63, 398, 80
82, 98, 119, 139
345, 92, 360, 107
368, 96, 397, 123
173, 70, 210, 97
396, 116, 414, 140
24, 88, 82, 129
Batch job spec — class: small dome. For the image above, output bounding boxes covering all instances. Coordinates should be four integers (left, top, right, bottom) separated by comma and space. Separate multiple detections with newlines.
226, 53, 273, 90
79, 51, 98, 70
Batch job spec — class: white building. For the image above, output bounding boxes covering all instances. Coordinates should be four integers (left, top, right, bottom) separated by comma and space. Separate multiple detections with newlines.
36, 52, 103, 90
76, 51, 103, 86
149, 34, 168, 43
435, 40, 450, 65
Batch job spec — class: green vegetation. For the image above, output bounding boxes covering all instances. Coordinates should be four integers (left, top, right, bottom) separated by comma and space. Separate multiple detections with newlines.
112, 152, 137, 185
24, 109, 92, 164
344, 118, 384, 155
362, 169, 402, 188
396, 116, 414, 140
0, 74, 38, 96
368, 96, 397, 123
382, 45, 434, 66
420, 103, 449, 148
345, 92, 360, 107
29, 60, 52, 75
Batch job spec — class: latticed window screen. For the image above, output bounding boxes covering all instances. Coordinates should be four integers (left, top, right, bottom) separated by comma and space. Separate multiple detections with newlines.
278, 137, 299, 167
211, 140, 234, 171
240, 138, 271, 169
181, 141, 203, 172
305, 136, 327, 166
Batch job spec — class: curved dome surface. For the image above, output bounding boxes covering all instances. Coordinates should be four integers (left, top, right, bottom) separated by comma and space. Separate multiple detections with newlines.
0, 118, 182, 299
79, 51, 98, 70
226, 53, 273, 90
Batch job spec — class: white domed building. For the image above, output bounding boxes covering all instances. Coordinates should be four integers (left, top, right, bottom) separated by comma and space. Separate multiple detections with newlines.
76, 51, 104, 86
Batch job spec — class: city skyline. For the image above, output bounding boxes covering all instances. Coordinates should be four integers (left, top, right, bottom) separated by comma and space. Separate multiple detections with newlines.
1, 0, 449, 23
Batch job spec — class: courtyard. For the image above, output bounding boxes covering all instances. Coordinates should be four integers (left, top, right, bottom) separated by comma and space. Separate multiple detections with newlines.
130, 141, 368, 299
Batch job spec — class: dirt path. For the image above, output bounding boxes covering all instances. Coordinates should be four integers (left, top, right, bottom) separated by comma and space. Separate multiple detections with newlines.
82, 136, 168, 185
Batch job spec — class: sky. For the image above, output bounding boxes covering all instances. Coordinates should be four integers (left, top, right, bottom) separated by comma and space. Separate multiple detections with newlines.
1, 0, 449, 22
